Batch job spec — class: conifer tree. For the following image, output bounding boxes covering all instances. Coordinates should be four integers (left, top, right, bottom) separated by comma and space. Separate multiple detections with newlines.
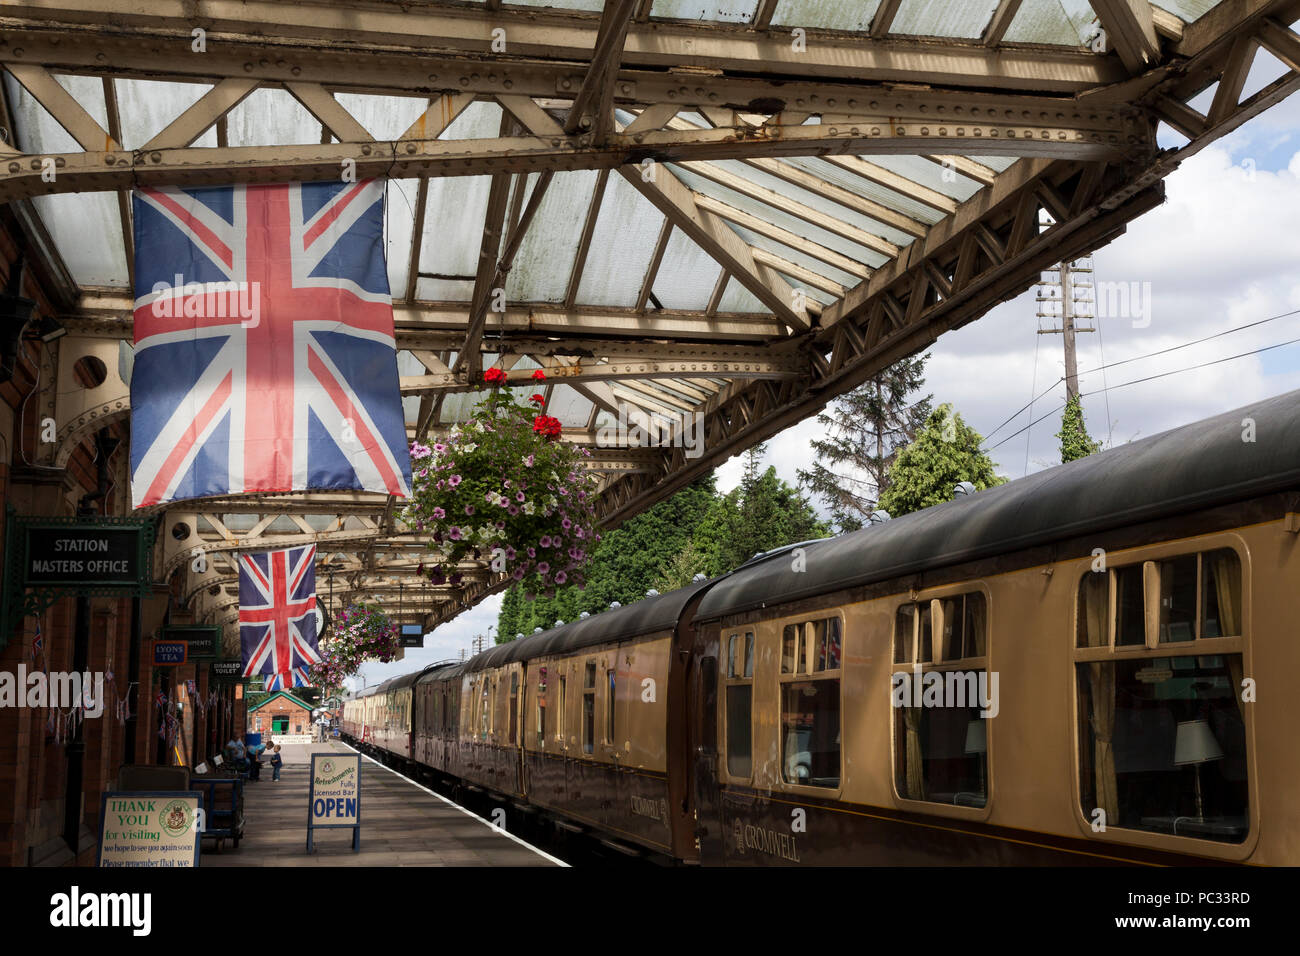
798, 354, 932, 531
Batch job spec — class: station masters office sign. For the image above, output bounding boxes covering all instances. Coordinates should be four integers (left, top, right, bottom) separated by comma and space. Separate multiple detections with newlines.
1, 510, 156, 646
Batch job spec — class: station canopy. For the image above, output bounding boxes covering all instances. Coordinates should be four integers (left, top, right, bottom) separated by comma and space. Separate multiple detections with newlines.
2, 0, 1298, 642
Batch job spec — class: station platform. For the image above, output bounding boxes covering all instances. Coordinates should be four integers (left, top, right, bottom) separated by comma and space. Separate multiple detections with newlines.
203, 741, 563, 867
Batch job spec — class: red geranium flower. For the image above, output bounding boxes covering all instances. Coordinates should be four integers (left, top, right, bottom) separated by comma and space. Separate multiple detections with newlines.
530, 393, 545, 405
532, 414, 562, 440
484, 367, 507, 386
531, 369, 546, 382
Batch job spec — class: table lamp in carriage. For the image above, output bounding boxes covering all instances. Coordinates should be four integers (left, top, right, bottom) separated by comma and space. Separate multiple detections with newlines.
1174, 718, 1223, 819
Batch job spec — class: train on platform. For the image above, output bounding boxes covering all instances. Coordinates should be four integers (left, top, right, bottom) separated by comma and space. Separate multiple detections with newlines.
341, 390, 1300, 865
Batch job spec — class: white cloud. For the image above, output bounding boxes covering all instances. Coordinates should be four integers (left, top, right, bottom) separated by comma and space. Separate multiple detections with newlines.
749, 139, 1300, 503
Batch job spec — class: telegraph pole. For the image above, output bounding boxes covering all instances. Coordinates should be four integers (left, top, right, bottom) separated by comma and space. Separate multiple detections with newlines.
1037, 256, 1095, 400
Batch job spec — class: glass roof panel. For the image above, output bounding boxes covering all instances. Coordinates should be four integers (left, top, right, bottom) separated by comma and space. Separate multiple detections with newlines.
334, 93, 430, 141
771, 0, 882, 31
1150, 0, 1223, 21
440, 99, 505, 141
504, 169, 598, 303
1004, 0, 1097, 47
669, 163, 882, 267
386, 178, 419, 298
31, 193, 128, 287
710, 158, 917, 248
3, 74, 128, 286
726, 223, 862, 289
651, 0, 759, 22
225, 87, 322, 146
509, 0, 605, 11
868, 154, 983, 202
576, 173, 665, 307
650, 229, 724, 311
546, 385, 594, 427
398, 350, 424, 424
415, 277, 475, 301
114, 79, 217, 149
892, 0, 1001, 39
781, 156, 947, 227
419, 173, 492, 286
5, 72, 105, 154
717, 276, 770, 313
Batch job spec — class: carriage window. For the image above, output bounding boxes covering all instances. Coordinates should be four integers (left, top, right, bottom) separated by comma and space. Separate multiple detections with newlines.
536, 670, 546, 748
779, 618, 841, 788
893, 594, 989, 809
508, 671, 519, 744
606, 669, 616, 744
1074, 546, 1247, 843
725, 632, 753, 778
1078, 655, 1247, 843
558, 675, 567, 743
582, 663, 596, 755
1078, 548, 1244, 648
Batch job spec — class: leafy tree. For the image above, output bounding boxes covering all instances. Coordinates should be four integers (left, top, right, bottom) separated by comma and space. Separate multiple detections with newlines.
877, 403, 1005, 517
798, 354, 932, 531
651, 540, 709, 593
699, 444, 830, 574
1057, 393, 1102, 463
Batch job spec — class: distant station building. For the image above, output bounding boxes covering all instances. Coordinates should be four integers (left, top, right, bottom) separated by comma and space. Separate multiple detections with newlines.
248, 691, 314, 742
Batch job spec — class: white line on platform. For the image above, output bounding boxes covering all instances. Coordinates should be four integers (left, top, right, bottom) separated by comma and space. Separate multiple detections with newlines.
338, 742, 569, 867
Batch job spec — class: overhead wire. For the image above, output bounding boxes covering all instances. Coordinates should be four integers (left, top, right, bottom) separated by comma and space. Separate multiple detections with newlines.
982, 306, 1300, 444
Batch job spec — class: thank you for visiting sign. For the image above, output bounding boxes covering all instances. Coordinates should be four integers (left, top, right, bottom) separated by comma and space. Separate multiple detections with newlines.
307, 753, 361, 853
97, 791, 202, 867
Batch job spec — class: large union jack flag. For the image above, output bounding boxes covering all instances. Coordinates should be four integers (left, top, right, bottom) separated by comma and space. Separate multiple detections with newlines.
239, 544, 322, 681
129, 179, 412, 508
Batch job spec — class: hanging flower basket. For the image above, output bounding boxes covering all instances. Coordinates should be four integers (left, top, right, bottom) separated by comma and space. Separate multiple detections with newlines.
310, 602, 399, 690
402, 368, 602, 596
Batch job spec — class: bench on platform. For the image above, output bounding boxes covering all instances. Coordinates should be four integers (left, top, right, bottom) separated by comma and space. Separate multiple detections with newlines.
189, 774, 245, 852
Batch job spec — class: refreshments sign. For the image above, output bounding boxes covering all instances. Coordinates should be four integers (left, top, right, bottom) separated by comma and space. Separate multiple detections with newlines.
307, 753, 361, 853
97, 791, 202, 867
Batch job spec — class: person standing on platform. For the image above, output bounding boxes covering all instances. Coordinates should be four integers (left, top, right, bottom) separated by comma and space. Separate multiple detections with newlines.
270, 744, 283, 781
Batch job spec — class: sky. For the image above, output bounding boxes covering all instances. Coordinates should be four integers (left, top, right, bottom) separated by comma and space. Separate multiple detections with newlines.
353, 52, 1300, 690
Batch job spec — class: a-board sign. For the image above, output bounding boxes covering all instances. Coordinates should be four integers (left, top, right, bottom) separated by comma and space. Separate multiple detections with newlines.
153, 640, 187, 666
163, 625, 220, 662
307, 753, 361, 853
97, 791, 202, 867
399, 623, 424, 647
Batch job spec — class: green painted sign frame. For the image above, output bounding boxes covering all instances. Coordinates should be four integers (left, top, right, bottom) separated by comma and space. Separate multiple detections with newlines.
163, 624, 221, 662
0, 508, 157, 649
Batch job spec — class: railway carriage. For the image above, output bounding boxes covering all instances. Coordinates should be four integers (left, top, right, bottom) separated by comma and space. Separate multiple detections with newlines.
343, 390, 1300, 865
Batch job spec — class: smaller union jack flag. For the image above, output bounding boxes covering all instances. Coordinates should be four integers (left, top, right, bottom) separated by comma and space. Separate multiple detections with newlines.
31, 619, 43, 664
240, 544, 321, 680
266, 667, 313, 691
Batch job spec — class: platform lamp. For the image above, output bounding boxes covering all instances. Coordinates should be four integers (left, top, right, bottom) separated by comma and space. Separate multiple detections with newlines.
1174, 719, 1223, 819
